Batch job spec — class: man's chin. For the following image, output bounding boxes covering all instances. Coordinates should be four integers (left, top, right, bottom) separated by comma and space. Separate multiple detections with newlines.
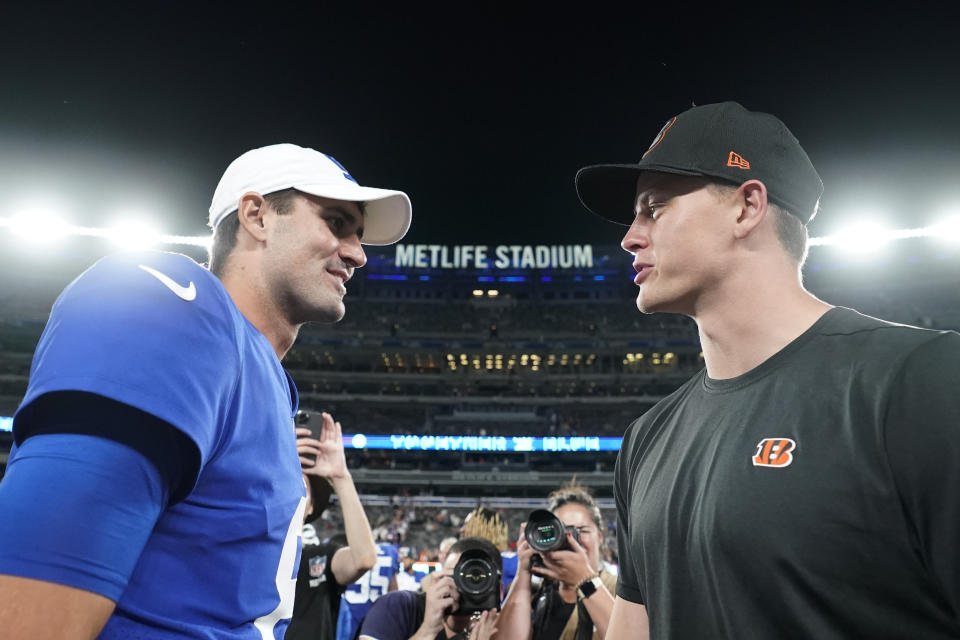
636, 292, 658, 315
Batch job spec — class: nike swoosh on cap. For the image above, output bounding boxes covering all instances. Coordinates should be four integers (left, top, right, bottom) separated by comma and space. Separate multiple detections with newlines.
138, 264, 197, 301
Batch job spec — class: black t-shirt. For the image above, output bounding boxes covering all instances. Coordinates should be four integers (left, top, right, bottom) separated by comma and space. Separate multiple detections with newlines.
615, 307, 960, 639
285, 527, 344, 640
532, 583, 576, 640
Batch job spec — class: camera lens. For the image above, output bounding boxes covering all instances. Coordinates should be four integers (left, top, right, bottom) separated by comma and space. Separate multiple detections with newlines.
534, 523, 559, 546
525, 509, 567, 552
455, 557, 497, 595
452, 545, 503, 615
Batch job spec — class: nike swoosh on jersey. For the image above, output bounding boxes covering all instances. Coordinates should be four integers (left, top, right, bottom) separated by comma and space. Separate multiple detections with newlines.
138, 264, 197, 301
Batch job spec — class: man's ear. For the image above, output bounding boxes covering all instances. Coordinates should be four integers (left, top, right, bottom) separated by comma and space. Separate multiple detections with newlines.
733, 180, 769, 240
236, 192, 269, 242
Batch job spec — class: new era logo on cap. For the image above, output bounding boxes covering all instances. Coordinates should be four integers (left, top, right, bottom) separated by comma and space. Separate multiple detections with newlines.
726, 151, 751, 170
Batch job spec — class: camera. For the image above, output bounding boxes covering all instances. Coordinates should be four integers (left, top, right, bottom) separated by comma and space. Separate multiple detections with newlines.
525, 509, 580, 567
453, 548, 502, 614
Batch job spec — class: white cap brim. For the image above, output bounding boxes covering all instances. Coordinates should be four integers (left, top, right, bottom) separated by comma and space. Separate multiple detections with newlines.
294, 182, 411, 246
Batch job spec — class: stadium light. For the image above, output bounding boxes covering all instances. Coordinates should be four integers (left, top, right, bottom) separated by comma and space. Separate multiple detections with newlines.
929, 214, 960, 243
106, 219, 162, 250
828, 221, 892, 253
5, 210, 960, 257
7, 209, 70, 244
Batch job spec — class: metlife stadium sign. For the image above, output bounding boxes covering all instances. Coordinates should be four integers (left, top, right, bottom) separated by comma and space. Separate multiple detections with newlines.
394, 244, 594, 270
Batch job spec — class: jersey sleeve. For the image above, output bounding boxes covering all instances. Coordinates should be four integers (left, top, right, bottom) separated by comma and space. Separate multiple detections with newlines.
14, 252, 241, 465
358, 590, 421, 640
0, 434, 166, 600
883, 331, 960, 613
614, 419, 645, 604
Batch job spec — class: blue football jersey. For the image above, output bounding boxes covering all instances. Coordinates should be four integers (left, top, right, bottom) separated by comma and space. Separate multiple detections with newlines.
338, 543, 400, 640
12, 251, 305, 639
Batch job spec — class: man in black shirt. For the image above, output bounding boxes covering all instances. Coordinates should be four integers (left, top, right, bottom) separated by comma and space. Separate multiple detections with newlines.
575, 101, 960, 638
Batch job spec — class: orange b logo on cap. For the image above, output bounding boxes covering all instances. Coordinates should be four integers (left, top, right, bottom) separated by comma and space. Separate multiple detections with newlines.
642, 116, 678, 159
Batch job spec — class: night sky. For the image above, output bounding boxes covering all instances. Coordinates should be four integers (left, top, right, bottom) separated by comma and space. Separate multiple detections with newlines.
2, 4, 958, 249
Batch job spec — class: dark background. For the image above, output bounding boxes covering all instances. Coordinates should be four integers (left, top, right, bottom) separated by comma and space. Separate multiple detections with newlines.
1, 3, 958, 248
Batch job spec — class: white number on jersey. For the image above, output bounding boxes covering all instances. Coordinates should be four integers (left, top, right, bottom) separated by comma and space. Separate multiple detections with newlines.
254, 497, 307, 639
344, 553, 394, 604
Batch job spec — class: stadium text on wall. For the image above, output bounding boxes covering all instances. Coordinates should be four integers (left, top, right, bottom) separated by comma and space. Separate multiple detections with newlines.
394, 245, 594, 270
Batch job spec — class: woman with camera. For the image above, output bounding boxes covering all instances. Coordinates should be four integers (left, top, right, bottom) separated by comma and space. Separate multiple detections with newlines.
495, 484, 616, 640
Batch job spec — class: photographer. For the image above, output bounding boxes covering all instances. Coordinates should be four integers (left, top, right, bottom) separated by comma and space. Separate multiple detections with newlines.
495, 484, 616, 640
423, 507, 516, 595
358, 537, 501, 640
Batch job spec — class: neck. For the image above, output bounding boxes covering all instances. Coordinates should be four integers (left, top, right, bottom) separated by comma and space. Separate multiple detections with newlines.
558, 581, 579, 603
691, 262, 831, 380
219, 267, 298, 360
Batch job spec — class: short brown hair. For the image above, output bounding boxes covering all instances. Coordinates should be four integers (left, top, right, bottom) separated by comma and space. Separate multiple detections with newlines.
450, 536, 503, 568
207, 188, 302, 277
707, 182, 808, 265
546, 481, 603, 532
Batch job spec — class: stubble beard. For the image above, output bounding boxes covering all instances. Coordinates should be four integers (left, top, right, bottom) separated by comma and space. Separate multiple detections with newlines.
281, 281, 346, 326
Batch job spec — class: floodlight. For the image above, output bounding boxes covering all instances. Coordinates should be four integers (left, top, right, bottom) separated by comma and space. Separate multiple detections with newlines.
929, 214, 960, 244
8, 209, 70, 244
831, 221, 891, 253
107, 220, 161, 250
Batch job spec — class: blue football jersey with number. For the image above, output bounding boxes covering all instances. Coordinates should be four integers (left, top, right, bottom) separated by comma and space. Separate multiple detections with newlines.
337, 543, 400, 640
14, 251, 305, 639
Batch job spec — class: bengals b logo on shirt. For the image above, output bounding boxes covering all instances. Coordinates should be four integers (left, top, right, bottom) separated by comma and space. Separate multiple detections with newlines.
752, 438, 796, 467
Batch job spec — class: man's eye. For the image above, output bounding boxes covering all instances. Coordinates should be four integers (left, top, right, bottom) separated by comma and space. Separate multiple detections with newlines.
326, 216, 345, 230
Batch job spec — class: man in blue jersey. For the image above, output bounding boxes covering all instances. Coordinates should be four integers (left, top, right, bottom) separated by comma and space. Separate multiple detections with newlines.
0, 143, 411, 639
335, 540, 400, 640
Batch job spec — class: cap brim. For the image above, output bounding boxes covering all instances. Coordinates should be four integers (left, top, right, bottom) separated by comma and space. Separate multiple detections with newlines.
294, 182, 412, 246
575, 163, 706, 225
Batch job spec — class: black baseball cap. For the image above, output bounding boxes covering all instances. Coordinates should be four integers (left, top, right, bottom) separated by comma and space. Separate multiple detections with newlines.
575, 101, 823, 225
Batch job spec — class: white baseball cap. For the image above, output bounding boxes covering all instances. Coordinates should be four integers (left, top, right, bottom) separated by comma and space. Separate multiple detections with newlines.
208, 143, 412, 246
